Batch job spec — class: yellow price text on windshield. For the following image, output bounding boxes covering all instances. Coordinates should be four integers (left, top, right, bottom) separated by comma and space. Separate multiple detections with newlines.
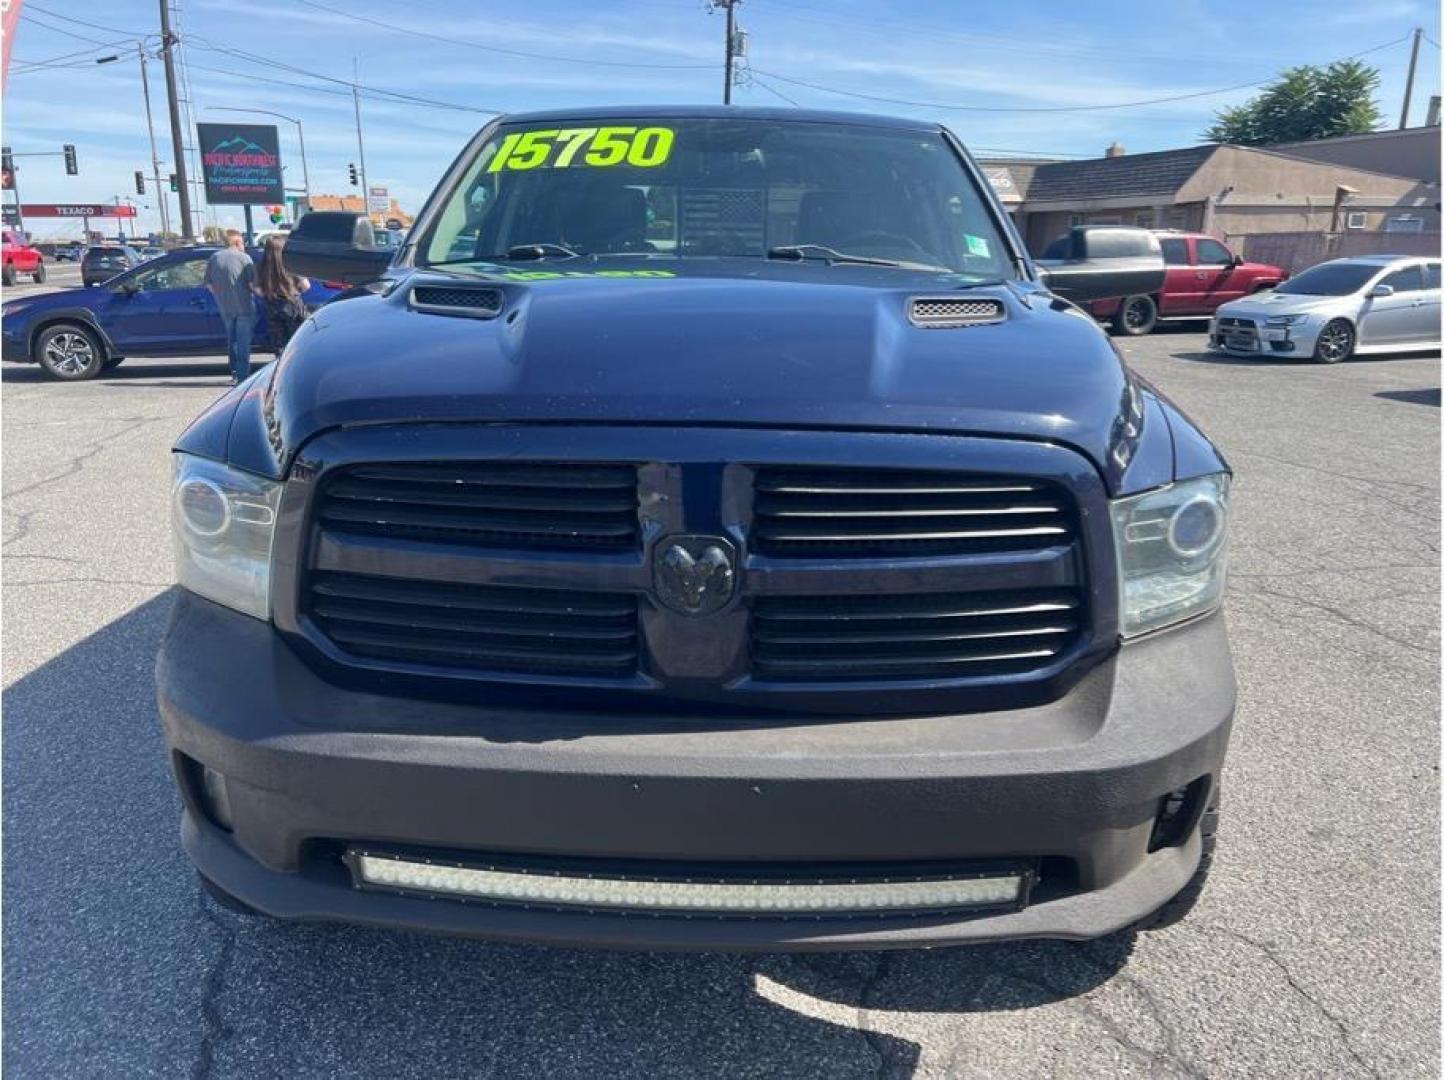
488, 127, 675, 172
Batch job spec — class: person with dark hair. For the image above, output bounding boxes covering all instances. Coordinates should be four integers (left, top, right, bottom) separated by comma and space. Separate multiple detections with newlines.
257, 234, 310, 356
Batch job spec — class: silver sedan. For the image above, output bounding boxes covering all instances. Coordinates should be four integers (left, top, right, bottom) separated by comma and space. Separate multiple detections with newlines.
1210, 255, 1440, 363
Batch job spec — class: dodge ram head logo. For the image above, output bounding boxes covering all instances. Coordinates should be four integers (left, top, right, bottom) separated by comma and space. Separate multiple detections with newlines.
654, 535, 737, 616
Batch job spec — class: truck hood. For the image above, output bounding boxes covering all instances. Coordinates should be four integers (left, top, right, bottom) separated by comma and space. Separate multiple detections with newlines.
252, 259, 1146, 482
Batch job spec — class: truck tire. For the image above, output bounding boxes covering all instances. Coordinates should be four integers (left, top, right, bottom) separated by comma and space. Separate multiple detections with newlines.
1112, 295, 1157, 336
32, 261, 46, 284
1134, 793, 1219, 931
35, 323, 107, 381
1312, 318, 1355, 364
2, 261, 15, 287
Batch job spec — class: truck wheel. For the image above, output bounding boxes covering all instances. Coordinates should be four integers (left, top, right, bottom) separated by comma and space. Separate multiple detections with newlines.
1112, 295, 1157, 336
1313, 319, 1355, 364
32, 262, 46, 284
2, 262, 15, 287
1135, 794, 1219, 931
198, 872, 263, 916
36, 324, 107, 381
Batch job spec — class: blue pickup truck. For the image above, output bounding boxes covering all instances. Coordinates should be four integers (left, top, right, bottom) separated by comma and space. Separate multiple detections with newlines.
2, 246, 339, 379
156, 107, 1233, 950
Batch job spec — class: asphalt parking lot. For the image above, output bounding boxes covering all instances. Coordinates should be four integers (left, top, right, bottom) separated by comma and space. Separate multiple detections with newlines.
2, 307, 1438, 1076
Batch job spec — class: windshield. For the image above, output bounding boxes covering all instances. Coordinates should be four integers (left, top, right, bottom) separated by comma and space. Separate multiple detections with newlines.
422, 118, 1011, 277
1275, 262, 1379, 296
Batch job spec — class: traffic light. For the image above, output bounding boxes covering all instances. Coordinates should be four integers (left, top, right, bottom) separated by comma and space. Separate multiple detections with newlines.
63, 144, 77, 175
135, 171, 146, 195
2, 146, 13, 191
169, 173, 178, 192
348, 162, 358, 186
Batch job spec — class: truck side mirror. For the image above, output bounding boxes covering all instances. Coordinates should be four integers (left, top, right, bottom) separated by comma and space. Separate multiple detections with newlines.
1034, 226, 1165, 304
282, 211, 393, 285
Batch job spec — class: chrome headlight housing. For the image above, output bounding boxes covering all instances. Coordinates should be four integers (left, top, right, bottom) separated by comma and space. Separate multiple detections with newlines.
1111, 473, 1229, 637
171, 453, 282, 619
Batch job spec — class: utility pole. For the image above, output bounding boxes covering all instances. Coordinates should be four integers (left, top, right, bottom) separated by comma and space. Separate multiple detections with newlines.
711, 0, 740, 105
158, 0, 194, 239
1399, 26, 1423, 129
136, 43, 171, 236
352, 57, 370, 221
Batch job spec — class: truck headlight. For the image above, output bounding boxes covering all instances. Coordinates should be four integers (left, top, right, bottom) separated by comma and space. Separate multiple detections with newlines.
1111, 473, 1229, 637
1265, 314, 1307, 327
171, 453, 282, 619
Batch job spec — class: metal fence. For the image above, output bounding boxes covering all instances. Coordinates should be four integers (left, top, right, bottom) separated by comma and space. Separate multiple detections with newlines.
1233, 231, 1442, 274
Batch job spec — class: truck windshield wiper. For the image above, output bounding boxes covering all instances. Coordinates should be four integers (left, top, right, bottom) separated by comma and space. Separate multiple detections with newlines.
500, 243, 583, 261
430, 244, 584, 267
766, 244, 948, 272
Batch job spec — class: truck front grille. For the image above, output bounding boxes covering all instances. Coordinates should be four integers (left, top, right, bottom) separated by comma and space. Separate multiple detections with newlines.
306, 571, 640, 678
751, 466, 1073, 557
751, 590, 1083, 681
315, 462, 639, 552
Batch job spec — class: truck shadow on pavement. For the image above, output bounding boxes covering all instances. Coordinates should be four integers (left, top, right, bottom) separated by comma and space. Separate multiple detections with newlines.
2, 593, 1134, 1079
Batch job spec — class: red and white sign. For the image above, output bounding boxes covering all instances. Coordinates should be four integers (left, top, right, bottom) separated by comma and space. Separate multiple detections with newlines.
20, 203, 138, 218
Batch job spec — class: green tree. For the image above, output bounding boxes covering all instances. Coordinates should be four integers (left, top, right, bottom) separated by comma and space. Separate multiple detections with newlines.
1205, 60, 1383, 145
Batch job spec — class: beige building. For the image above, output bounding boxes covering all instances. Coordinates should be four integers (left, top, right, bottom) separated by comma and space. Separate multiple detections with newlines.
991, 141, 1441, 254
1267, 124, 1440, 185
302, 193, 413, 228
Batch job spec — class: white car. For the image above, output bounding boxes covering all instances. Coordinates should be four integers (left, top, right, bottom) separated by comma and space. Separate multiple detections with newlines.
1210, 255, 1440, 363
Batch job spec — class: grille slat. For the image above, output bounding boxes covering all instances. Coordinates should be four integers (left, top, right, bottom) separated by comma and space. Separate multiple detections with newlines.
752, 467, 1075, 558
752, 591, 1082, 682
316, 462, 640, 552
307, 571, 639, 678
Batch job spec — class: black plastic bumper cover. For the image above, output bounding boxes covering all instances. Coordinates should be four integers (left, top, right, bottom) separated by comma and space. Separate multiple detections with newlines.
157, 591, 1234, 950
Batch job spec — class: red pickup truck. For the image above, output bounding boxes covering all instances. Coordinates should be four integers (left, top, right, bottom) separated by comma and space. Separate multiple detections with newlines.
1045, 231, 1286, 336
2, 230, 47, 286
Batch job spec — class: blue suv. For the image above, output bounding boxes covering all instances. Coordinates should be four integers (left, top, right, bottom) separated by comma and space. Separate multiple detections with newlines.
2, 246, 339, 380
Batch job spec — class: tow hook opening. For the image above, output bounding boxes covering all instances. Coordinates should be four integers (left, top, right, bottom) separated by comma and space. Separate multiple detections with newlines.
1148, 775, 1211, 852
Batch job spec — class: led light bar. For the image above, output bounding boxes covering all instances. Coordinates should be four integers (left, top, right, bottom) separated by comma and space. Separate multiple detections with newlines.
352, 852, 1026, 916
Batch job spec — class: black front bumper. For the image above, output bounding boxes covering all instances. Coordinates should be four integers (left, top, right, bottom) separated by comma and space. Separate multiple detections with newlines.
157, 591, 1233, 950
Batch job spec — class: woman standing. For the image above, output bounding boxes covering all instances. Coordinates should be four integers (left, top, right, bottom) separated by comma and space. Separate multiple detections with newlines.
257, 235, 311, 355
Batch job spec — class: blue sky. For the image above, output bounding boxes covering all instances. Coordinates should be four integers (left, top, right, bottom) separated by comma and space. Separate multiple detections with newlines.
4, 0, 1440, 238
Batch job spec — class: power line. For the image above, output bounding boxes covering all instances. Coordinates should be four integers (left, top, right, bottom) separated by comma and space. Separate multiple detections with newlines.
749, 35, 1411, 114
1423, 33, 1441, 50
24, 3, 148, 38
291, 0, 715, 70
749, 74, 799, 107
186, 38, 500, 114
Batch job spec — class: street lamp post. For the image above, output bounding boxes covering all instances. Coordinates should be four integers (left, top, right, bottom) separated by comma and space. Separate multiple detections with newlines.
204, 106, 312, 214
97, 49, 170, 237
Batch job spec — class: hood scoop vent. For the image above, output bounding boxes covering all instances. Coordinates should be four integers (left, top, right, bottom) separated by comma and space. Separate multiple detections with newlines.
908, 296, 1006, 329
409, 284, 504, 319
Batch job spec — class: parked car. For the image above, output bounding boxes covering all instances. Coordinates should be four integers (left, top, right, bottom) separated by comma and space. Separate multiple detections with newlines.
2, 229, 46, 285
1, 246, 341, 379
54, 244, 84, 262
1210, 255, 1441, 362
156, 107, 1234, 950
137, 245, 166, 262
80, 245, 143, 287
1042, 231, 1287, 336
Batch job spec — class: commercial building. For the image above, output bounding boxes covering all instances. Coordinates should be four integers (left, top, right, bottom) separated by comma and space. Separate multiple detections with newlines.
989, 133, 1441, 261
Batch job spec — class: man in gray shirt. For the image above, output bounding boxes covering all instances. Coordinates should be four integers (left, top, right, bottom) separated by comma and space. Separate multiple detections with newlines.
205, 229, 257, 385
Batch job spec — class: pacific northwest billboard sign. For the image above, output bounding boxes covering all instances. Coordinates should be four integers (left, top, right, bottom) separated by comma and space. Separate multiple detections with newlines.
197, 122, 284, 204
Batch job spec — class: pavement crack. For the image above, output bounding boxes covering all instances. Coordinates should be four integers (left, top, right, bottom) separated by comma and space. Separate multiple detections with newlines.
2, 576, 172, 589
2, 417, 158, 505
1243, 583, 1436, 658
1212, 928, 1381, 1079
854, 953, 906, 1079
192, 889, 239, 1080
